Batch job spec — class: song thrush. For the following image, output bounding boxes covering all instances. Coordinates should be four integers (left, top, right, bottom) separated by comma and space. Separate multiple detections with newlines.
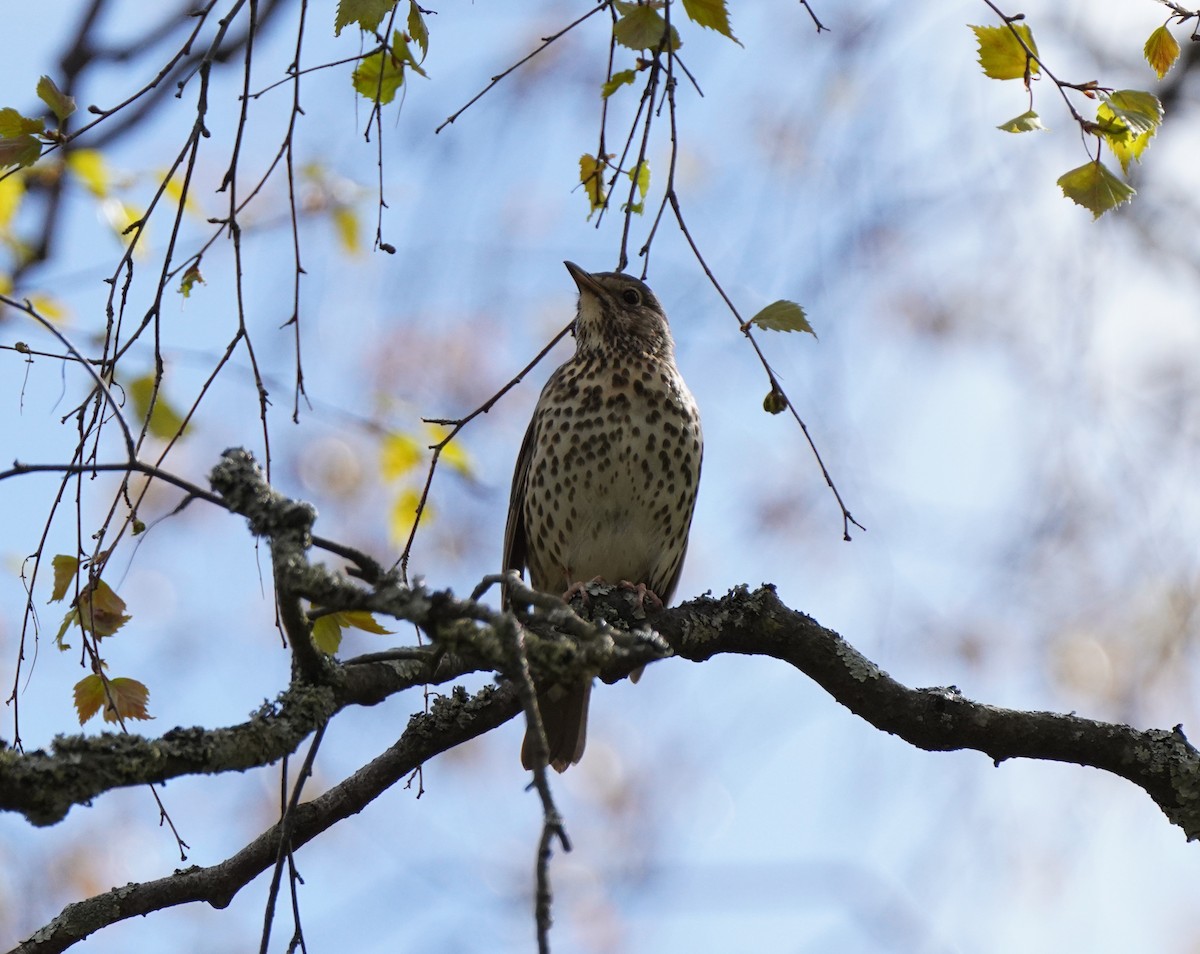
503, 261, 703, 771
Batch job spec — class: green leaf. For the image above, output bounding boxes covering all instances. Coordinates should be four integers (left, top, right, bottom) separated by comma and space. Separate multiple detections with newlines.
997, 109, 1046, 133
614, 3, 682, 51
762, 387, 788, 415
1057, 161, 1136, 219
353, 46, 404, 104
351, 29, 426, 103
0, 136, 43, 170
624, 160, 651, 213
335, 0, 396, 36
50, 554, 80, 603
1100, 90, 1163, 136
36, 76, 75, 123
0, 107, 44, 137
408, 1, 429, 58
602, 69, 637, 99
179, 262, 205, 298
1144, 25, 1179, 79
970, 23, 1040, 81
128, 372, 189, 440
681, 0, 740, 44
749, 300, 815, 337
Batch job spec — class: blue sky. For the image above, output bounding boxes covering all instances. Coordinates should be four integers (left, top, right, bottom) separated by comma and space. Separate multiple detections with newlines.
3, 2, 1200, 952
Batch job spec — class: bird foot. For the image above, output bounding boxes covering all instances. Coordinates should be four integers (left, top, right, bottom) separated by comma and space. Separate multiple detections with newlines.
562, 576, 607, 608
617, 580, 664, 613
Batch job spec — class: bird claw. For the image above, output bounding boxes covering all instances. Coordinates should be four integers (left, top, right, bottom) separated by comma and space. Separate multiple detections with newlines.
561, 576, 607, 608
617, 580, 664, 613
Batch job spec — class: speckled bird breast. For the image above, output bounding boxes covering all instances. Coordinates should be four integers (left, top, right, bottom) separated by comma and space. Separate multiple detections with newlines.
522, 351, 702, 601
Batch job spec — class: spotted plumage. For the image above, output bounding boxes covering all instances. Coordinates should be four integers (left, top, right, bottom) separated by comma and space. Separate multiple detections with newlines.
504, 261, 703, 771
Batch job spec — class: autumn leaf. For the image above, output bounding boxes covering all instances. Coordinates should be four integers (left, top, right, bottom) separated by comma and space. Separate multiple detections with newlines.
74, 674, 152, 725
128, 372, 189, 440
312, 609, 393, 655
1144, 25, 1179, 79
970, 23, 1040, 81
423, 423, 474, 478
579, 153, 607, 216
380, 431, 423, 480
66, 149, 110, 196
389, 487, 428, 545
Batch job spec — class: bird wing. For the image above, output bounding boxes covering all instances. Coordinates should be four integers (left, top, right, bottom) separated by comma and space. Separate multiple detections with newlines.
501, 406, 539, 609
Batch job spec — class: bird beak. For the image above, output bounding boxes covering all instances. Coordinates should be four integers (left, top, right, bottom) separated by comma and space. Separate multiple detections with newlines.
564, 261, 606, 299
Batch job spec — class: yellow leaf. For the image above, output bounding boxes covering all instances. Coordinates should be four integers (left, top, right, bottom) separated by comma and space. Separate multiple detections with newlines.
579, 153, 607, 217
1097, 103, 1154, 176
333, 205, 361, 255
162, 171, 203, 216
970, 23, 1040, 81
0, 171, 24, 230
49, 554, 79, 603
389, 487, 429, 545
28, 293, 69, 323
312, 614, 343, 654
312, 609, 393, 654
66, 149, 109, 197
128, 372, 189, 440
423, 423, 473, 477
1144, 25, 1180, 79
380, 431, 424, 480
339, 610, 393, 634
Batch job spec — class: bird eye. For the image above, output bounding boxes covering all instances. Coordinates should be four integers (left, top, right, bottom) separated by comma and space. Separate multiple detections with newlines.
621, 288, 641, 306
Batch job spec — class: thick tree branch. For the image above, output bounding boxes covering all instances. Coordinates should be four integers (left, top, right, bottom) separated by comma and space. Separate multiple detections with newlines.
12, 682, 520, 954
651, 587, 1200, 841
9, 446, 1200, 953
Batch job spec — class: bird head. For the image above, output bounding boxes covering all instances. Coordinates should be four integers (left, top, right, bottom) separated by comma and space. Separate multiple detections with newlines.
564, 261, 674, 358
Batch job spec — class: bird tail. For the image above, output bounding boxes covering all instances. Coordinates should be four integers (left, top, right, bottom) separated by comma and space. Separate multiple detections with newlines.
521, 679, 591, 772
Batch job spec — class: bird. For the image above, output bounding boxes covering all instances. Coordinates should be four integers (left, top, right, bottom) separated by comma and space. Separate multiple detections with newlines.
503, 261, 703, 771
